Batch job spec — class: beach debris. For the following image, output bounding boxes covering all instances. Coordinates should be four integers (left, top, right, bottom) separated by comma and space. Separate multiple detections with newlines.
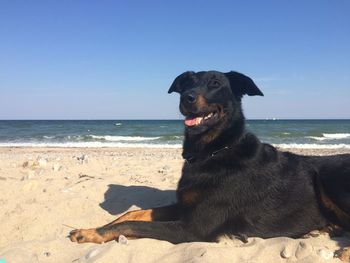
37, 158, 48, 167
22, 161, 29, 168
280, 246, 293, 259
158, 165, 171, 174
27, 170, 36, 179
0, 176, 7, 181
295, 241, 313, 259
316, 248, 334, 260
62, 223, 77, 229
43, 252, 51, 257
198, 248, 207, 257
73, 173, 97, 185
61, 188, 72, 193
118, 234, 128, 245
76, 154, 88, 164
24, 158, 48, 169
53, 163, 62, 172
85, 248, 101, 260
78, 173, 95, 179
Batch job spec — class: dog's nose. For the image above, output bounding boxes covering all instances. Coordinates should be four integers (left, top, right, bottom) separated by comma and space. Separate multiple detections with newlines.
184, 93, 197, 104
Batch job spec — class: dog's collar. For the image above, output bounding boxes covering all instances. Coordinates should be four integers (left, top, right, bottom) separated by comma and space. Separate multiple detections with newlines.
184, 146, 230, 164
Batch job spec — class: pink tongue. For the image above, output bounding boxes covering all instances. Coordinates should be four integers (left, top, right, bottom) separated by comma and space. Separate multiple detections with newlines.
185, 117, 198, 126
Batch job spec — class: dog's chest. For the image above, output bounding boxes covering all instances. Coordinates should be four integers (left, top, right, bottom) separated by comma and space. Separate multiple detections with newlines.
177, 161, 224, 205
177, 171, 205, 206
177, 188, 201, 206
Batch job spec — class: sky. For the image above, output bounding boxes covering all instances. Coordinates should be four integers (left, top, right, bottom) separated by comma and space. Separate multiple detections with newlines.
0, 0, 349, 120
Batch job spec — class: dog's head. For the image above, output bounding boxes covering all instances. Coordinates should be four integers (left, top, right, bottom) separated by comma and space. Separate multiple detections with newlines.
168, 70, 263, 136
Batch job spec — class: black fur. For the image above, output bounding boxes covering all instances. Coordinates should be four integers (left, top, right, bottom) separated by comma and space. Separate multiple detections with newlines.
169, 70, 350, 242
70, 70, 350, 247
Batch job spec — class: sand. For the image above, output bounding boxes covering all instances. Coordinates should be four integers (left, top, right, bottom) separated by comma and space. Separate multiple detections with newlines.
0, 147, 350, 263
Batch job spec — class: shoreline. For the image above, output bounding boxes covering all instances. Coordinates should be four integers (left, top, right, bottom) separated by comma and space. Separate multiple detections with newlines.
1, 146, 350, 155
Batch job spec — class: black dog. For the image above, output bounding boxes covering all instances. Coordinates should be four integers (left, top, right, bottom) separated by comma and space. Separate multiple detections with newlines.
70, 70, 350, 260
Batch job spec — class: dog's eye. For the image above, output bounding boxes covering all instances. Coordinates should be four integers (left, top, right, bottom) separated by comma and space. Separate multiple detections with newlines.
208, 80, 221, 89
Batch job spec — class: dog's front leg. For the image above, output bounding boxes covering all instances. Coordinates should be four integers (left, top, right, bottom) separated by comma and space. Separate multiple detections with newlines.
69, 204, 180, 244
70, 221, 200, 244
104, 204, 179, 226
69, 202, 227, 244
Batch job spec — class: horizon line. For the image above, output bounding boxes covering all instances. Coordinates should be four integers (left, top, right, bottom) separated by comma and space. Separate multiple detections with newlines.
1, 118, 350, 121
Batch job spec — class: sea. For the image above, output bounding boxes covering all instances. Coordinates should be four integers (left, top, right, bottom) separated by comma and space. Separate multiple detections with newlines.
0, 120, 350, 149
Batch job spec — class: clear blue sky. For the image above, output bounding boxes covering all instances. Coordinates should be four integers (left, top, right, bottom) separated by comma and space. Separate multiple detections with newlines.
0, 0, 349, 119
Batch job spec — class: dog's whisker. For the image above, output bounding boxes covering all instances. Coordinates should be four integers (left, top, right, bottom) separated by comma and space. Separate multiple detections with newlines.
63, 224, 77, 229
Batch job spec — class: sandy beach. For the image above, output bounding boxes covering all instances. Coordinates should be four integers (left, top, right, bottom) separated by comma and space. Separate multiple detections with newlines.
1, 147, 350, 263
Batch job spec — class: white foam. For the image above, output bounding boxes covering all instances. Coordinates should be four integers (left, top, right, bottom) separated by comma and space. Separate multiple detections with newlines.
323, 133, 350, 139
275, 143, 350, 149
307, 136, 328, 141
89, 135, 161, 141
0, 142, 182, 148
43, 136, 55, 139
307, 133, 350, 141
1, 141, 349, 150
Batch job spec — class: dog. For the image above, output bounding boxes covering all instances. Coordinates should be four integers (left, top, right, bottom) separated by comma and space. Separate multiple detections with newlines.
70, 70, 350, 261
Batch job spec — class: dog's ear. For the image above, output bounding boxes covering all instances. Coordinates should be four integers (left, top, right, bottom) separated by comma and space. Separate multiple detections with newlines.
224, 71, 264, 99
168, 71, 195, 94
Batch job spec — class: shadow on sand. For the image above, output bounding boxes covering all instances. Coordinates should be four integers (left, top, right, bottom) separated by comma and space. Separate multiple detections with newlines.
100, 184, 177, 215
98, 185, 350, 256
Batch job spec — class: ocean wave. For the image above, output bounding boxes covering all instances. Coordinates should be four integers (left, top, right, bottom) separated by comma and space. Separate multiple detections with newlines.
307, 136, 329, 141
275, 143, 350, 149
323, 133, 350, 139
89, 135, 161, 141
1, 141, 349, 150
115, 123, 122, 126
0, 142, 182, 148
307, 133, 350, 141
43, 136, 55, 139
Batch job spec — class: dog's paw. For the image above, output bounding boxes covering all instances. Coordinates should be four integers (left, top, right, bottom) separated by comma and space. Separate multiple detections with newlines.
69, 228, 105, 244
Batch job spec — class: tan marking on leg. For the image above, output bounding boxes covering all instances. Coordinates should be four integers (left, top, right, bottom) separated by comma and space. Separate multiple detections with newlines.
96, 209, 154, 229
69, 228, 116, 244
69, 205, 179, 244
114, 209, 153, 223
103, 205, 179, 227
